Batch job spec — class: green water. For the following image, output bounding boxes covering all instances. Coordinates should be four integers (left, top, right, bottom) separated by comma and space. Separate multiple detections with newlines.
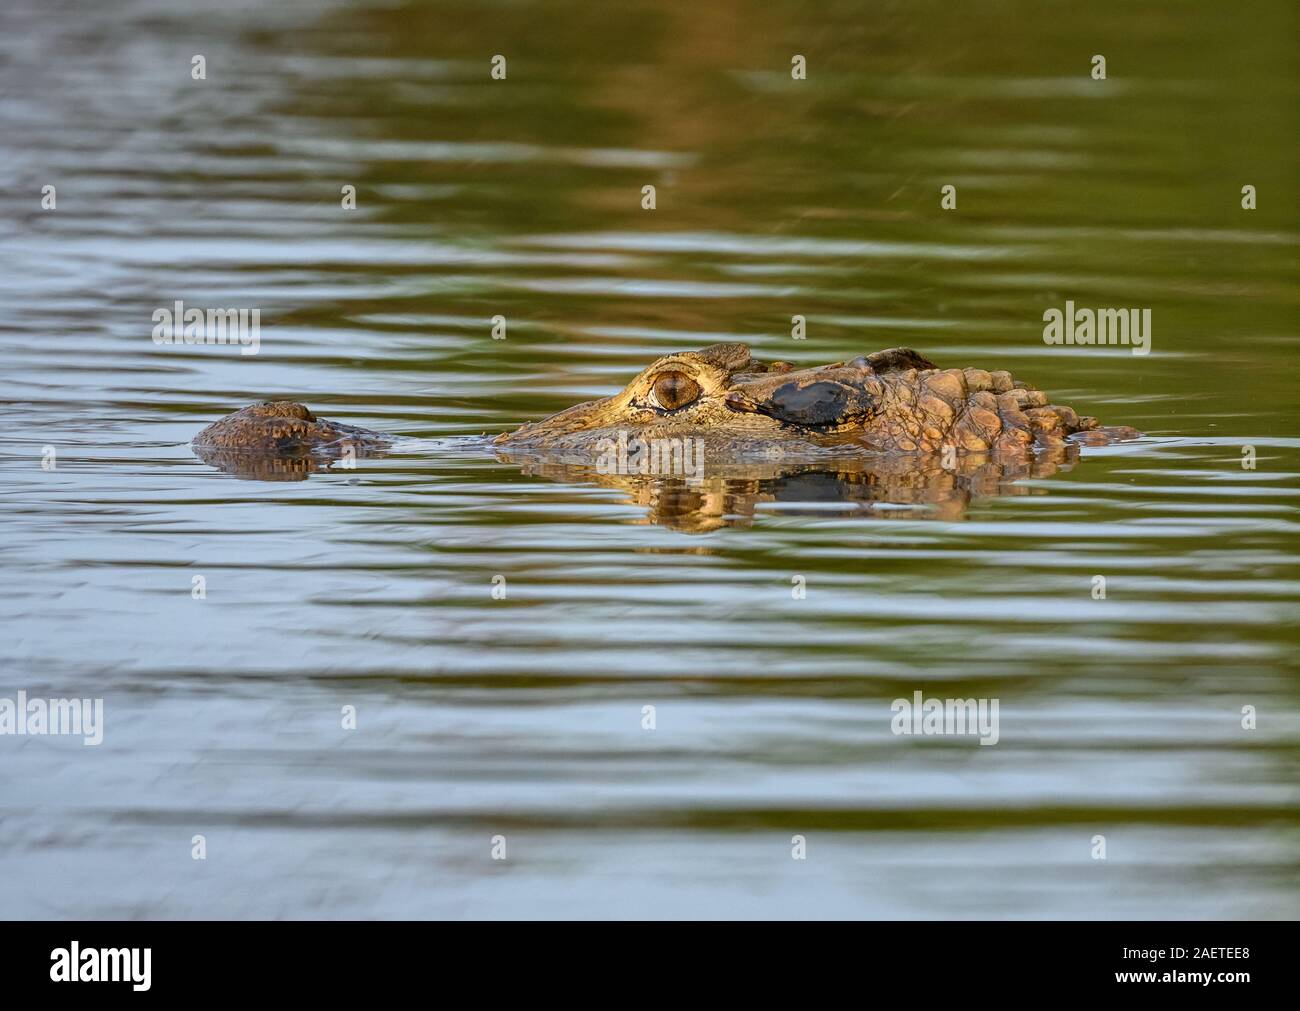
0, 0, 1297, 918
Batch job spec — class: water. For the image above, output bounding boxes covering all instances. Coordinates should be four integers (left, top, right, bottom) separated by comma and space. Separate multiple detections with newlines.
1, 0, 1297, 919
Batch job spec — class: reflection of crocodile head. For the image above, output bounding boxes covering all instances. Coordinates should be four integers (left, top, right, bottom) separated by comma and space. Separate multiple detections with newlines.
191, 346, 1139, 521
498, 442, 1088, 533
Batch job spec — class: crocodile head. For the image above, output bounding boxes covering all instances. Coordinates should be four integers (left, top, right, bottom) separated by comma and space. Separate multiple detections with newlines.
494, 342, 1103, 457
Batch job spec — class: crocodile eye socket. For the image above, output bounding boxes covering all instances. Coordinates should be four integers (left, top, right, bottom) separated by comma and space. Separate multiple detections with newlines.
648, 372, 701, 412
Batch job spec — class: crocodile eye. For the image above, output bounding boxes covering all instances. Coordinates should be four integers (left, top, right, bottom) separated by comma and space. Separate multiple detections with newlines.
648, 371, 700, 412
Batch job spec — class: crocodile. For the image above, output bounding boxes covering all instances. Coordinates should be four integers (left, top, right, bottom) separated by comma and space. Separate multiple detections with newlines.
191, 345, 1137, 516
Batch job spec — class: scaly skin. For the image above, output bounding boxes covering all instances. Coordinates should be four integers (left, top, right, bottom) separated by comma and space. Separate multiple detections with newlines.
192, 401, 390, 453
493, 343, 1120, 457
